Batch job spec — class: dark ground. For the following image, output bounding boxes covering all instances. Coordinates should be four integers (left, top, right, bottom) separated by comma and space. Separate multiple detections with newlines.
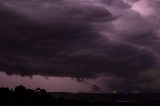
0, 85, 160, 106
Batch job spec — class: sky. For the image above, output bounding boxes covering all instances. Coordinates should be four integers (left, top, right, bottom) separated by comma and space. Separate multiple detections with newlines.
0, 0, 160, 92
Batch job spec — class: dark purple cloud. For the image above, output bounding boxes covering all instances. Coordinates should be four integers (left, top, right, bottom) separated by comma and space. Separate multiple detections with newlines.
0, 0, 159, 91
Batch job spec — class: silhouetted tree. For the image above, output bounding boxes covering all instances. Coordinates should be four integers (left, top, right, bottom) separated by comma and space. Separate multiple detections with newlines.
14, 85, 26, 97
15, 85, 26, 92
26, 89, 37, 97
35, 88, 41, 93
35, 87, 49, 97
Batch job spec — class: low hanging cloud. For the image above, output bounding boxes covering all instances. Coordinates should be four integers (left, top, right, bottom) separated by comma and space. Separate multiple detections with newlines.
0, 0, 159, 91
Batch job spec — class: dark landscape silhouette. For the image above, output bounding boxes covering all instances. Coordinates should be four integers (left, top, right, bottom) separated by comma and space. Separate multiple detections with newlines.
0, 85, 160, 106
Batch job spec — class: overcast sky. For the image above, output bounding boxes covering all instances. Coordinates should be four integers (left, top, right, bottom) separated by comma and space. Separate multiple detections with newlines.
0, 0, 160, 92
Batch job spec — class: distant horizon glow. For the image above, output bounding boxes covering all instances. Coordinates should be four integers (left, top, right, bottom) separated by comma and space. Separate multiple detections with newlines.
0, 72, 90, 92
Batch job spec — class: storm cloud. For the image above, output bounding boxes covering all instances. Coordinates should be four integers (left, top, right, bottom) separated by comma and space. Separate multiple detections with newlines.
0, 0, 159, 91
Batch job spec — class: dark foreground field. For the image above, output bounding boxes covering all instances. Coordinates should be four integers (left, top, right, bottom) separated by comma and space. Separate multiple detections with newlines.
1, 86, 160, 106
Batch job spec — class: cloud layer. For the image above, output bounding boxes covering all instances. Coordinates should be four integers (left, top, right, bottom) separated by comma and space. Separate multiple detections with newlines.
0, 0, 159, 91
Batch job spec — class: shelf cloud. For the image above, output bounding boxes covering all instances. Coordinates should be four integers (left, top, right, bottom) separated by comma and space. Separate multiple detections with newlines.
0, 0, 159, 91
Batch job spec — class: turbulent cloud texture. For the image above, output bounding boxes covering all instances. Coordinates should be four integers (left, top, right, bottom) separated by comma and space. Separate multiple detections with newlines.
0, 0, 160, 91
